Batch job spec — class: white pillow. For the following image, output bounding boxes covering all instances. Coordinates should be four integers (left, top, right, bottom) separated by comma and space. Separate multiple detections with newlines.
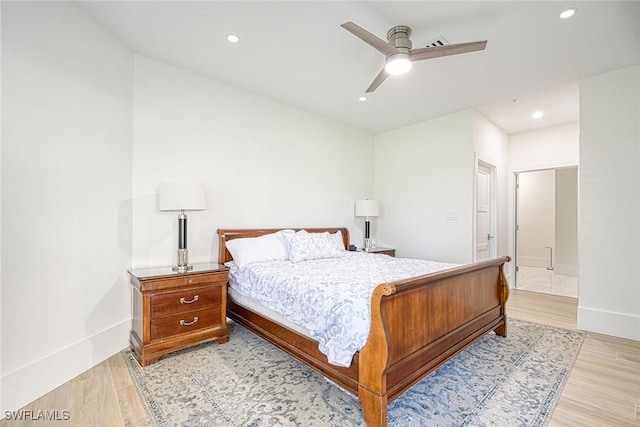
225, 232, 289, 268
285, 230, 344, 263
330, 230, 346, 251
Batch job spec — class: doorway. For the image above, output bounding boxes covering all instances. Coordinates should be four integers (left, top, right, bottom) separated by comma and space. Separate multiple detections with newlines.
514, 167, 578, 297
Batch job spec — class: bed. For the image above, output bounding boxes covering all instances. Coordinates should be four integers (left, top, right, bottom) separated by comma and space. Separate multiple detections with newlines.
217, 227, 510, 427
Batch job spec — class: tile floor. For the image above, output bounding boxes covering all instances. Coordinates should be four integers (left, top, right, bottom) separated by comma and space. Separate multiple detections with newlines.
515, 265, 578, 298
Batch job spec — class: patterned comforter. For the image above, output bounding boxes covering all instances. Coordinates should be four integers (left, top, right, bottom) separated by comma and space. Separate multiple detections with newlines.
227, 252, 457, 367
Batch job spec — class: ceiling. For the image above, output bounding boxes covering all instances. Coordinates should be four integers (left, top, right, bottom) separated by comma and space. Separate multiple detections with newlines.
78, 1, 640, 134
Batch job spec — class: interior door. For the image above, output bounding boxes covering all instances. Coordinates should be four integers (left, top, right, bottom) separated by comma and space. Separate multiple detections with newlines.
475, 161, 497, 261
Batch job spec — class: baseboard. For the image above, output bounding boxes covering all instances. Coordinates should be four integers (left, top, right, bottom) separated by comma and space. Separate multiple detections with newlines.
578, 306, 640, 341
1, 319, 130, 412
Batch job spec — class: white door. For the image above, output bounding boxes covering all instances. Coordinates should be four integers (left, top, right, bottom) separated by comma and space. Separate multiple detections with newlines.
475, 161, 496, 261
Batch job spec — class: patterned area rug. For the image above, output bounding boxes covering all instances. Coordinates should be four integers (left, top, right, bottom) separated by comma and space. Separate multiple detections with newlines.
124, 319, 585, 426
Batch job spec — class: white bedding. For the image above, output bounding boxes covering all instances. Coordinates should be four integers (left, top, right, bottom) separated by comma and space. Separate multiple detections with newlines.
228, 287, 313, 338
227, 252, 457, 367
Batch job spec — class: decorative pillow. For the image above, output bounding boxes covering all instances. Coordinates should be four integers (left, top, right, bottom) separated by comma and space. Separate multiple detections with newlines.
285, 230, 344, 263
225, 232, 289, 268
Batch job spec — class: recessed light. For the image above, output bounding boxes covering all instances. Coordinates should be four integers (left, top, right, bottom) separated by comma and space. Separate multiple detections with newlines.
559, 8, 577, 19
532, 111, 544, 119
358, 96, 367, 102
226, 34, 240, 43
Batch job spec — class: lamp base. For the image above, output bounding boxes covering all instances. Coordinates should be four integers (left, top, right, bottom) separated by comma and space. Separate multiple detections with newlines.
364, 237, 375, 252
171, 249, 193, 272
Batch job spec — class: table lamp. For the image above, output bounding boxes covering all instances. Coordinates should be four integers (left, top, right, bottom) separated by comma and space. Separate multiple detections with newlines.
355, 199, 379, 251
159, 182, 206, 271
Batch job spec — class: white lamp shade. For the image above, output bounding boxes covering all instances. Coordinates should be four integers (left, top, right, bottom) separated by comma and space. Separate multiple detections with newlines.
355, 199, 379, 217
159, 182, 206, 211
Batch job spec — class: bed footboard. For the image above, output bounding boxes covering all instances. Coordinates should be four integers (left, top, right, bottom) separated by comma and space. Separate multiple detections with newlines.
358, 256, 510, 427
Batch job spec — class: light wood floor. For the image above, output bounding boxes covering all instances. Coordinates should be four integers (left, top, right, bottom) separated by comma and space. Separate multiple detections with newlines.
3, 289, 639, 426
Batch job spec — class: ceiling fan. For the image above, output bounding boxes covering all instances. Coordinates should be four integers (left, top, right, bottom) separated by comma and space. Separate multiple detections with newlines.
341, 22, 487, 93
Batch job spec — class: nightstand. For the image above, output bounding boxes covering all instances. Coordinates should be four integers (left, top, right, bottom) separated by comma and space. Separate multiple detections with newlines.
129, 262, 229, 366
359, 247, 396, 257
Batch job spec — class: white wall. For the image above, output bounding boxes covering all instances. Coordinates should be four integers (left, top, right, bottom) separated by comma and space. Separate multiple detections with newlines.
472, 111, 510, 265
555, 168, 578, 276
509, 122, 580, 171
374, 110, 474, 263
578, 65, 640, 341
132, 56, 374, 268
373, 110, 509, 266
1, 2, 133, 411
517, 170, 556, 267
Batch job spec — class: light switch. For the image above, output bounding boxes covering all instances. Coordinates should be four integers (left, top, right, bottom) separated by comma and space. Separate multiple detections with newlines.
446, 211, 458, 221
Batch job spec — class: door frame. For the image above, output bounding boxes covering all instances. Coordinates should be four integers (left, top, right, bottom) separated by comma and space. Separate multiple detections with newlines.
474, 154, 498, 262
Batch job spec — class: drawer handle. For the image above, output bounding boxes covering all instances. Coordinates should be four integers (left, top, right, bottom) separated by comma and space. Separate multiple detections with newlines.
180, 295, 199, 304
180, 317, 198, 326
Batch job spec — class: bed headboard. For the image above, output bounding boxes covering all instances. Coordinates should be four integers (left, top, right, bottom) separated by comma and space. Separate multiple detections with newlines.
216, 227, 350, 264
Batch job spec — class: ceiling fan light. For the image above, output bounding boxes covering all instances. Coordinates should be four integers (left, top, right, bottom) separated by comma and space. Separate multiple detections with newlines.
385, 54, 412, 75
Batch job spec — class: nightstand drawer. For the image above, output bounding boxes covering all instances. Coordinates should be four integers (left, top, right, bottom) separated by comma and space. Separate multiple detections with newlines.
142, 272, 227, 292
151, 285, 222, 318
151, 306, 222, 341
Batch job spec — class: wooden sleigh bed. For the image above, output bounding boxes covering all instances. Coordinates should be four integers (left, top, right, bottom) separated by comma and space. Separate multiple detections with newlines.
217, 227, 510, 427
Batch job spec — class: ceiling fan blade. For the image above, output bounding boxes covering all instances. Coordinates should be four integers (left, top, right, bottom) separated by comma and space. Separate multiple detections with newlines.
366, 68, 389, 93
410, 40, 487, 61
341, 22, 397, 56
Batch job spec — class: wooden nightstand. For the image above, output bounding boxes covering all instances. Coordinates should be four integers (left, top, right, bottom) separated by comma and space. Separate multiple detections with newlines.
359, 247, 396, 257
129, 263, 229, 366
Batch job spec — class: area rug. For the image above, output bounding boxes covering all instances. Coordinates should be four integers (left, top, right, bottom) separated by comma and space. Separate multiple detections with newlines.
124, 319, 585, 426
